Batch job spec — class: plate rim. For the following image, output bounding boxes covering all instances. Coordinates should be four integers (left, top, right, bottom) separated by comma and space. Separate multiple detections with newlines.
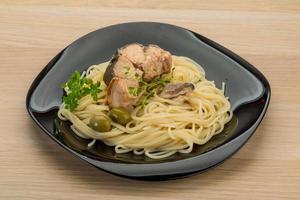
26, 21, 271, 179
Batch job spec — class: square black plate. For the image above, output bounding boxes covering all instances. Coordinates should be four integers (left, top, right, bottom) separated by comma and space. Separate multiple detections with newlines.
26, 22, 271, 180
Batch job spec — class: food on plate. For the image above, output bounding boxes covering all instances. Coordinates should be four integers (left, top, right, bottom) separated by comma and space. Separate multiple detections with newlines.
58, 43, 232, 159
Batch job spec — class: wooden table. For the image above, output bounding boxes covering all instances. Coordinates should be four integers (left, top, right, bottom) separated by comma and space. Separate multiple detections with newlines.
1, 1, 299, 199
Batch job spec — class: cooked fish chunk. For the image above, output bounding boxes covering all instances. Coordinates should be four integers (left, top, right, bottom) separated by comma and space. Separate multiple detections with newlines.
104, 54, 143, 86
138, 45, 172, 82
116, 43, 172, 82
105, 43, 173, 109
159, 82, 195, 99
106, 78, 139, 110
119, 43, 145, 66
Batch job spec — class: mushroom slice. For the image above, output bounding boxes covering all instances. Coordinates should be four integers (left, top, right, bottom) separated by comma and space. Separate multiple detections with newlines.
159, 82, 195, 99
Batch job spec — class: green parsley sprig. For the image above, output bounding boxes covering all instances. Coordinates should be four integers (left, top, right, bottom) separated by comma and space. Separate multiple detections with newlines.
137, 74, 172, 108
128, 87, 139, 96
61, 70, 101, 111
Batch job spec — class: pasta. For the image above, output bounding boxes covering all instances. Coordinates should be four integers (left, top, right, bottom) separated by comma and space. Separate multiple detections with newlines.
58, 56, 232, 159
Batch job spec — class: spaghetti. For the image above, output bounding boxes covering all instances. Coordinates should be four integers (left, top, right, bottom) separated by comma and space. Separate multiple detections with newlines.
58, 56, 232, 159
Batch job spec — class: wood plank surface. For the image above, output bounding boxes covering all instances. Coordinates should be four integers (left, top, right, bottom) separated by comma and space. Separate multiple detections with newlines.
0, 1, 299, 199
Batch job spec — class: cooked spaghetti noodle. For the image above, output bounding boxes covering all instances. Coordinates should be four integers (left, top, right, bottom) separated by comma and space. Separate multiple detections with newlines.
58, 56, 232, 159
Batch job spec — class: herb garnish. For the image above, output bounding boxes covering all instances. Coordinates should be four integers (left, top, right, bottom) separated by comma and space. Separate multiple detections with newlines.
62, 71, 101, 111
137, 74, 172, 108
128, 87, 139, 96
134, 73, 142, 81
124, 66, 130, 75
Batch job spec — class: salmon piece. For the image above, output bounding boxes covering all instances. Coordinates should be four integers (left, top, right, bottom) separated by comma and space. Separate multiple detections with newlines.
104, 43, 173, 109
106, 78, 139, 110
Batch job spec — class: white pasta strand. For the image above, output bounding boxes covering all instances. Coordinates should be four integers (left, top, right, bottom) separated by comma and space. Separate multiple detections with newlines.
58, 56, 232, 159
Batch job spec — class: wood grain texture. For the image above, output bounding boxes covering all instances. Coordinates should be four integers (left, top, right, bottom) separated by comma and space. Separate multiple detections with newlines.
0, 1, 300, 199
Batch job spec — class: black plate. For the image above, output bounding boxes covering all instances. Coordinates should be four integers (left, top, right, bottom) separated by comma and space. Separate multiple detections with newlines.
26, 22, 271, 180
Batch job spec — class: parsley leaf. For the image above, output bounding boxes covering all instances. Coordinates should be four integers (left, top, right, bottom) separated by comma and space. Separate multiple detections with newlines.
134, 73, 142, 81
137, 74, 171, 108
62, 70, 101, 111
128, 87, 138, 96
90, 81, 101, 101
124, 66, 130, 75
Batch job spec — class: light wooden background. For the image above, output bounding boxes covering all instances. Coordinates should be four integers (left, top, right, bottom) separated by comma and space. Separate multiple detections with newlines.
1, 1, 300, 199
